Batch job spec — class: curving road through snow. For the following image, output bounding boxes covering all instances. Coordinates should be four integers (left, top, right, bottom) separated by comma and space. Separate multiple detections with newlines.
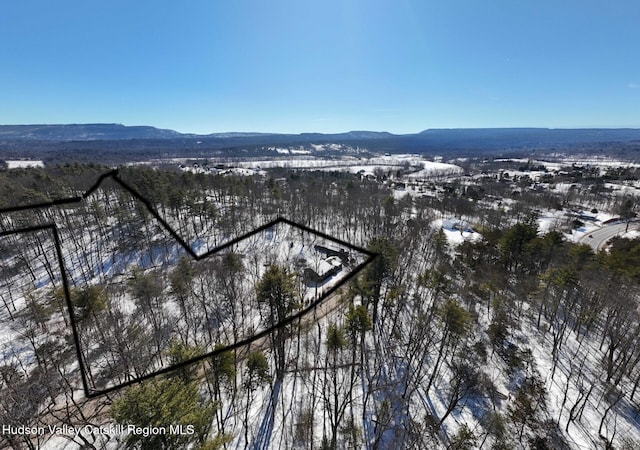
579, 221, 637, 251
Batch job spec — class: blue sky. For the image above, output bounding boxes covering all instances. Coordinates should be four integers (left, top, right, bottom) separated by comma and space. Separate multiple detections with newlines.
1, 0, 638, 134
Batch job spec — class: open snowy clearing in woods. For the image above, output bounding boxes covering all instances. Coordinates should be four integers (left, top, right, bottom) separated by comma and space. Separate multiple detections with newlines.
432, 218, 483, 245
171, 154, 464, 178
5, 160, 45, 169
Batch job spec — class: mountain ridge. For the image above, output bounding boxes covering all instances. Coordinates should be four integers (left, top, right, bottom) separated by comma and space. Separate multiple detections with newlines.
2, 124, 640, 164
0, 124, 402, 141
1, 123, 639, 143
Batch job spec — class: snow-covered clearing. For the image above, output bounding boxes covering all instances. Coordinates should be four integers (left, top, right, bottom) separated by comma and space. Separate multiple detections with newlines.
5, 160, 45, 169
432, 218, 483, 245
174, 154, 464, 180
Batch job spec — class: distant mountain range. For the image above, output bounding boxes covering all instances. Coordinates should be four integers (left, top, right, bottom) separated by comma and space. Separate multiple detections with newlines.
1, 123, 639, 163
0, 124, 400, 142
0, 124, 183, 141
1, 123, 639, 145
417, 127, 640, 146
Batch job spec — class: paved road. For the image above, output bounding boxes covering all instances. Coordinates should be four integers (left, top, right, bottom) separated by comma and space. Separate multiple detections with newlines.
579, 221, 636, 251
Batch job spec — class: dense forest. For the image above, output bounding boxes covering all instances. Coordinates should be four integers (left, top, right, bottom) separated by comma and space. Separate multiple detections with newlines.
1, 163, 639, 449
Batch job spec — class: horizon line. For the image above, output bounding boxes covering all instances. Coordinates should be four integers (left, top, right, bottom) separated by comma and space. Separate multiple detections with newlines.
1, 123, 640, 136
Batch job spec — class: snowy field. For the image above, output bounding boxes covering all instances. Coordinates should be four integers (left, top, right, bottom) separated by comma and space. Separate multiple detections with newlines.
173, 154, 464, 179
432, 218, 483, 245
5, 160, 45, 169
494, 157, 640, 171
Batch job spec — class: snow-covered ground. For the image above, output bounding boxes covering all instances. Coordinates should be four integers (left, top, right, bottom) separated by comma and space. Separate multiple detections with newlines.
0, 186, 369, 393
537, 210, 566, 234
173, 154, 464, 180
3, 161, 640, 449
432, 218, 483, 245
494, 157, 640, 172
5, 159, 45, 169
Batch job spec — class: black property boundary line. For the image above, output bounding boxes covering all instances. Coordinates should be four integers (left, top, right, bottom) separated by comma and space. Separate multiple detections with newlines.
0, 225, 92, 396
0, 170, 377, 398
